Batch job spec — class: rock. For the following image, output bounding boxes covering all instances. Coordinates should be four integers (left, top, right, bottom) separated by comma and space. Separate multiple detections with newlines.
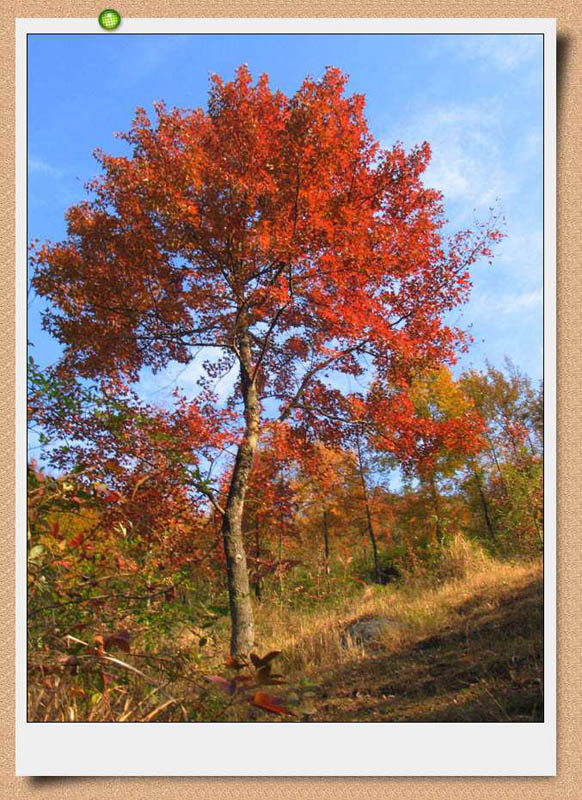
342, 616, 398, 647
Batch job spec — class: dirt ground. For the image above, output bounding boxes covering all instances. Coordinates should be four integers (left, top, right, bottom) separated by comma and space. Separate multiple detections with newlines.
309, 574, 544, 722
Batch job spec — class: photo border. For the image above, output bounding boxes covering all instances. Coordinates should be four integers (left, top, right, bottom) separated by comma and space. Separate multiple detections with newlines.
13, 13, 557, 782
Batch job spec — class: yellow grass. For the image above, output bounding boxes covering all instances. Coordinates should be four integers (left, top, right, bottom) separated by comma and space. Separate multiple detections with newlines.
252, 536, 542, 683
28, 534, 542, 721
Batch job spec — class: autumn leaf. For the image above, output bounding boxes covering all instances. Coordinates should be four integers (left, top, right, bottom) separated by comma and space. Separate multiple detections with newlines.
205, 675, 236, 696
102, 491, 122, 504
52, 560, 72, 569
252, 691, 297, 717
250, 650, 284, 683
66, 532, 85, 549
93, 634, 105, 659
103, 630, 131, 653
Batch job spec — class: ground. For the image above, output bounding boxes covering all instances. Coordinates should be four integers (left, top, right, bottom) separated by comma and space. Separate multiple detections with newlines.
28, 542, 544, 723
247, 557, 544, 723
314, 576, 543, 722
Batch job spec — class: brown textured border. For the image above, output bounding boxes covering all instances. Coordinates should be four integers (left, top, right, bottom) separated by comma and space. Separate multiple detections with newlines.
2, 3, 579, 796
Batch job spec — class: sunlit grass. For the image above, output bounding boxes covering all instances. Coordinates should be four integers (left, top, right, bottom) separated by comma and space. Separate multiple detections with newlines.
28, 534, 542, 722
249, 535, 541, 683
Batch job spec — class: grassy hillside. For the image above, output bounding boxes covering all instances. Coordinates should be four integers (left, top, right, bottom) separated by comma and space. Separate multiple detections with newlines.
28, 536, 543, 723
217, 540, 543, 722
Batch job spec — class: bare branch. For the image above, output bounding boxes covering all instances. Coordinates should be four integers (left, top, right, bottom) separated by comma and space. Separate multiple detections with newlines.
278, 341, 368, 422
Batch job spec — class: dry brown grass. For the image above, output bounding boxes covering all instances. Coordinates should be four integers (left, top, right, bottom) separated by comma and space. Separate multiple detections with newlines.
252, 536, 542, 685
28, 535, 542, 722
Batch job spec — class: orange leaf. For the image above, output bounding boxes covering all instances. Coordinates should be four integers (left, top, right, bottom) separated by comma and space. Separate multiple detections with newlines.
67, 532, 85, 549
93, 634, 105, 659
102, 491, 122, 504
252, 691, 296, 717
206, 675, 236, 696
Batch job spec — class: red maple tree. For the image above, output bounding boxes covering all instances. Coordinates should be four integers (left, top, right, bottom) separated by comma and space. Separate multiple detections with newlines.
32, 66, 500, 656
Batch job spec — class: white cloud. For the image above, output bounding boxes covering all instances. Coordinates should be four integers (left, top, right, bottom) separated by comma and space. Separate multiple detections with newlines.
29, 157, 63, 177
140, 348, 239, 407
469, 287, 543, 319
496, 230, 543, 274
431, 35, 541, 72
393, 100, 512, 215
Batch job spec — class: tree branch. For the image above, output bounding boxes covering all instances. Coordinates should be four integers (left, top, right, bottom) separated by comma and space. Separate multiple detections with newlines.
278, 341, 368, 422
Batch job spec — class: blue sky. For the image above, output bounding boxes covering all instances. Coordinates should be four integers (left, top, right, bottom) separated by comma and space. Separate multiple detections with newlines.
28, 33, 544, 411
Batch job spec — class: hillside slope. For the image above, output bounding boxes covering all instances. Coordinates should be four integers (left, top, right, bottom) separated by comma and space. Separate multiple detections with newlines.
312, 570, 544, 722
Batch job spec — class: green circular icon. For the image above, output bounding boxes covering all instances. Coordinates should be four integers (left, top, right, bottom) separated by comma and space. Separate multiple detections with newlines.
98, 9, 122, 31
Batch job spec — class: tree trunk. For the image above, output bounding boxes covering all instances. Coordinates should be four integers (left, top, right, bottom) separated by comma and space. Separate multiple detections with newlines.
221, 449, 256, 658
365, 499, 381, 583
220, 323, 259, 659
254, 521, 262, 601
277, 509, 285, 604
473, 468, 496, 541
486, 435, 510, 496
322, 509, 330, 576
355, 433, 381, 584
428, 473, 445, 546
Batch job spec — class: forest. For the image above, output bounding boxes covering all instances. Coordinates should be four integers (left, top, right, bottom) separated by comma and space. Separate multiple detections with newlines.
27, 66, 543, 723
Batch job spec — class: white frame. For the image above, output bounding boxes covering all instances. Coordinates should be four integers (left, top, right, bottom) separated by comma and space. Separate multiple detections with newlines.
15, 17, 556, 776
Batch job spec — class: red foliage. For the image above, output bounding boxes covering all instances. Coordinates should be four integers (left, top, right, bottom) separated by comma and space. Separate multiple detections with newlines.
31, 65, 500, 443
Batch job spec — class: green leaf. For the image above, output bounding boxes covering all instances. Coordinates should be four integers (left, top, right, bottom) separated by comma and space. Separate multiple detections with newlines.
28, 545, 45, 562
207, 605, 229, 616
90, 691, 103, 706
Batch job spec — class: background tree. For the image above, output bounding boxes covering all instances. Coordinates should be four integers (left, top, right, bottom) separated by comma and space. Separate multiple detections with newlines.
290, 441, 361, 583
460, 362, 543, 554
399, 366, 485, 547
241, 424, 302, 601
31, 65, 500, 657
